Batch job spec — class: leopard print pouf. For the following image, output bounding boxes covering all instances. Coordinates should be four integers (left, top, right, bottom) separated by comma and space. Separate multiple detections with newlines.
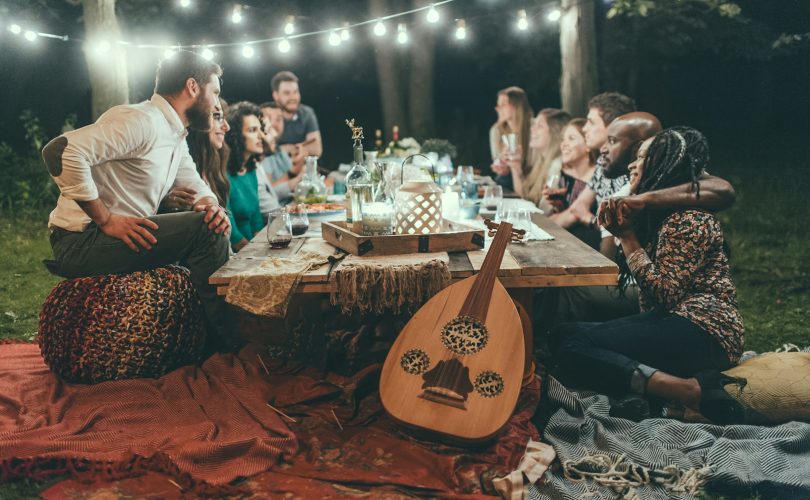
38, 265, 206, 384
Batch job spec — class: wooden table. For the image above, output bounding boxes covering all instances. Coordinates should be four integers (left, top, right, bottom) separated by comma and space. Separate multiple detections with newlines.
211, 213, 617, 380
211, 213, 617, 295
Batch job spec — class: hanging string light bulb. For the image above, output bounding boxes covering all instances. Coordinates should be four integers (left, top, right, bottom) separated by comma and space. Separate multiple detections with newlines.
201, 46, 215, 60
340, 22, 351, 41
278, 38, 291, 53
24, 30, 38, 42
283, 15, 295, 35
373, 19, 387, 37
9, 24, 22, 35
454, 19, 466, 40
397, 23, 408, 44
231, 5, 243, 24
517, 9, 529, 31
179, 0, 192, 8
547, 8, 562, 22
328, 30, 342, 47
241, 44, 254, 58
426, 4, 440, 23
163, 48, 177, 59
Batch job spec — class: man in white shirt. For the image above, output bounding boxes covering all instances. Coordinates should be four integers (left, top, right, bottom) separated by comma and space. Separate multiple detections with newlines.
42, 51, 236, 351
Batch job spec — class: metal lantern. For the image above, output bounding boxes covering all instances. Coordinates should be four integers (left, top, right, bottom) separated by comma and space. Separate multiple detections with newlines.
394, 154, 443, 235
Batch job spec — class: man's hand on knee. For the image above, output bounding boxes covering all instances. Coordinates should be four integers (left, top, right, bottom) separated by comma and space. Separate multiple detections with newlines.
99, 214, 159, 252
193, 201, 230, 235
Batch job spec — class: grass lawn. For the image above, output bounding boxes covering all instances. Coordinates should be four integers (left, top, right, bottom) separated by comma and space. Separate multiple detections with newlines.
0, 138, 807, 498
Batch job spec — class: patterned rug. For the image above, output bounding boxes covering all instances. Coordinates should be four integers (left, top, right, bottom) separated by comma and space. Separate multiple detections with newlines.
0, 341, 541, 498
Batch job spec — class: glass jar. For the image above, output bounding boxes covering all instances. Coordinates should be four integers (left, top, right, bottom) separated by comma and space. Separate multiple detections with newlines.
294, 156, 328, 205
394, 154, 443, 235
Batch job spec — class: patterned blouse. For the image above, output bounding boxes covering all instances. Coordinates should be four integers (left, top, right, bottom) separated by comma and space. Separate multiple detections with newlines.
626, 210, 744, 363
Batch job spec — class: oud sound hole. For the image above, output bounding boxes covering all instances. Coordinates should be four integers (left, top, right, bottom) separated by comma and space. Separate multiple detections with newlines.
400, 349, 431, 374
474, 371, 504, 398
441, 316, 489, 355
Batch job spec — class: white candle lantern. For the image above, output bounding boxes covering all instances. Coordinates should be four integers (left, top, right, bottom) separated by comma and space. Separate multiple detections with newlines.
394, 154, 443, 235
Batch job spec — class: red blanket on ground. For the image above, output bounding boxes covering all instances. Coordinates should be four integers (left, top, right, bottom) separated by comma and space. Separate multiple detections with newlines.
0, 342, 541, 498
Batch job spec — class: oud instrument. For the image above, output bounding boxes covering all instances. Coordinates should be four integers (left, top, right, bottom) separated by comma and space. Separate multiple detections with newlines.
380, 220, 526, 444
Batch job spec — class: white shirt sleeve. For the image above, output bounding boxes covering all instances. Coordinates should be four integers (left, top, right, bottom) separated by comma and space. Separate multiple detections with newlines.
56, 106, 152, 201
172, 139, 218, 205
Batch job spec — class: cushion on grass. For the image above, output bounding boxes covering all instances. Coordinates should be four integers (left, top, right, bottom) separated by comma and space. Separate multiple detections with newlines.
38, 265, 206, 383
723, 352, 810, 424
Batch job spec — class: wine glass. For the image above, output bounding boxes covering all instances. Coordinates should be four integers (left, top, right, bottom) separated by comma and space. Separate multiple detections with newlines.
268, 210, 293, 249
289, 205, 310, 236
481, 185, 503, 218
545, 172, 568, 209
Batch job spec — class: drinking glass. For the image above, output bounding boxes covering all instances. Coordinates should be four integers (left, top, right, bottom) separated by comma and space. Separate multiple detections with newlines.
506, 208, 532, 234
481, 185, 503, 215
289, 205, 310, 236
545, 172, 568, 208
501, 133, 518, 161
268, 210, 293, 248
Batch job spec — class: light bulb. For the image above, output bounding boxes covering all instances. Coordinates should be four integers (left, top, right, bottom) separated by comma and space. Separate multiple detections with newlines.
547, 9, 561, 22
95, 40, 111, 54
328, 31, 341, 47
241, 44, 254, 58
278, 38, 291, 53
201, 47, 214, 60
517, 10, 529, 31
283, 16, 295, 35
9, 24, 22, 35
340, 22, 351, 41
163, 48, 176, 59
231, 5, 243, 24
373, 19, 386, 37
179, 0, 191, 8
397, 23, 408, 44
455, 20, 466, 40
426, 5, 440, 24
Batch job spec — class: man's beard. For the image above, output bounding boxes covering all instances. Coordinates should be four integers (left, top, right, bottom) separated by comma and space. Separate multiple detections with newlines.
281, 100, 299, 114
187, 96, 212, 131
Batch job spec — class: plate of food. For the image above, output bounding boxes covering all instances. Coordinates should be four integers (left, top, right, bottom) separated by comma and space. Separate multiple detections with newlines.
297, 202, 346, 216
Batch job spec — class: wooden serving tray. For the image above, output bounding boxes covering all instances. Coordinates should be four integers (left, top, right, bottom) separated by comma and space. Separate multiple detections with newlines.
321, 220, 485, 256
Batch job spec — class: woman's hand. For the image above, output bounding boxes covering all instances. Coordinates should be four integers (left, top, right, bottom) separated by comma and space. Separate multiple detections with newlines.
598, 197, 635, 237
491, 159, 509, 176
159, 187, 196, 212
542, 186, 567, 213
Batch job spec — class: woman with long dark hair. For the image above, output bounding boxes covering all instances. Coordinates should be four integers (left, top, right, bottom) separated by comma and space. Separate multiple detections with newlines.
224, 101, 273, 252
550, 127, 746, 424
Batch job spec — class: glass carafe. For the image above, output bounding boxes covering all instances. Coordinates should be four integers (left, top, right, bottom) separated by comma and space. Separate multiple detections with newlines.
294, 156, 328, 205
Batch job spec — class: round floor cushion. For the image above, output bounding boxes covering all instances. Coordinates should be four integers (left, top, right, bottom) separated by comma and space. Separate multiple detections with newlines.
38, 265, 206, 383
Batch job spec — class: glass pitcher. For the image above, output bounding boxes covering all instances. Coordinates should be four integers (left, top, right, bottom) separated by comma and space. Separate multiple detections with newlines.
294, 156, 328, 204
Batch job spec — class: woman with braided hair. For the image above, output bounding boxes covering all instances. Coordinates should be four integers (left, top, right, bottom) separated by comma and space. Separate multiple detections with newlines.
550, 127, 746, 425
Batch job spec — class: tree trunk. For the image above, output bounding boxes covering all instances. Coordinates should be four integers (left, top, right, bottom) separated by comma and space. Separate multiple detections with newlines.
369, 0, 407, 139
81, 0, 129, 120
559, 0, 598, 116
408, 0, 436, 138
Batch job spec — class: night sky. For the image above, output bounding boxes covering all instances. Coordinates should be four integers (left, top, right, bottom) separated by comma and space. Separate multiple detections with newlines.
1, 0, 808, 168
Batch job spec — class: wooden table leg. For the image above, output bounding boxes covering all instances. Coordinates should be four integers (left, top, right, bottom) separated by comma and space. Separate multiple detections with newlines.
509, 288, 536, 386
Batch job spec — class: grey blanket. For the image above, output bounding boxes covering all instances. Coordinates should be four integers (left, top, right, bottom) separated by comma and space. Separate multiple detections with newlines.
529, 377, 810, 499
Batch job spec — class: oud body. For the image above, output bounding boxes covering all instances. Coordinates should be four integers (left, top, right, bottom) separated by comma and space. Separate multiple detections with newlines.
379, 222, 525, 444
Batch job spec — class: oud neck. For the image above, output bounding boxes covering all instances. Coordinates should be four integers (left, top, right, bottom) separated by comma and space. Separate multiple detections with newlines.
458, 221, 513, 321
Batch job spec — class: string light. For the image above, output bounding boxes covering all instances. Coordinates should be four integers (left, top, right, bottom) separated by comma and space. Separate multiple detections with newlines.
24, 30, 38, 42
241, 44, 254, 58
373, 19, 387, 37
397, 23, 408, 44
547, 8, 562, 22
201, 47, 215, 60
517, 9, 529, 31
179, 0, 192, 8
454, 19, 466, 40
9, 23, 22, 35
231, 5, 243, 24
163, 48, 176, 59
340, 22, 351, 41
283, 15, 295, 35
426, 4, 440, 24
278, 38, 291, 53
328, 30, 341, 47
91, 39, 111, 55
